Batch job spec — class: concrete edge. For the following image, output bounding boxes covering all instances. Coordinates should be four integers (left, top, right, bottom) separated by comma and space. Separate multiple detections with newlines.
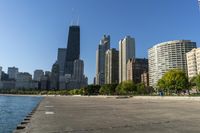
130, 96, 200, 101
13, 97, 44, 133
44, 95, 200, 101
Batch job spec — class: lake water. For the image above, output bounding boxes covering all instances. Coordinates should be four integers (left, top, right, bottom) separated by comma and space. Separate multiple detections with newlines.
0, 95, 42, 133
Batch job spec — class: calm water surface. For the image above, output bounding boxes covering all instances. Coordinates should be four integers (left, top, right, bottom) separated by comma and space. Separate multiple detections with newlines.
0, 95, 42, 133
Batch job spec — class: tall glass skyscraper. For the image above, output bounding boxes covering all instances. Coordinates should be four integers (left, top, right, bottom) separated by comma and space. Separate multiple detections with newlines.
105, 48, 119, 84
95, 35, 110, 85
57, 48, 66, 76
0, 66, 2, 81
119, 36, 135, 83
56, 25, 88, 89
64, 26, 80, 75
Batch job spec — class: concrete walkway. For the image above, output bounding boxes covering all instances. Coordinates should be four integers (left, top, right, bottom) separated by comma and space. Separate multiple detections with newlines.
15, 96, 200, 133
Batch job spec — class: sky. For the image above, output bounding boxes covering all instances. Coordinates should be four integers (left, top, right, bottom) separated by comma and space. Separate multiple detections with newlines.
0, 0, 200, 84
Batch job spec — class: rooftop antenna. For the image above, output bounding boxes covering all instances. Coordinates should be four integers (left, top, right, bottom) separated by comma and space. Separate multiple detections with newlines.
76, 15, 79, 26
70, 20, 73, 26
198, 0, 200, 12
69, 8, 80, 26
70, 8, 75, 26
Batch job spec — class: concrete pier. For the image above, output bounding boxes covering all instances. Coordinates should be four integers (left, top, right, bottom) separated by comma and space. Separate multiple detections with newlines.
15, 96, 200, 133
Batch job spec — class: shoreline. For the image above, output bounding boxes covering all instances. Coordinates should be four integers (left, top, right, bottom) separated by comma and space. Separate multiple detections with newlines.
13, 96, 43, 133
2, 94, 200, 101
0, 94, 43, 97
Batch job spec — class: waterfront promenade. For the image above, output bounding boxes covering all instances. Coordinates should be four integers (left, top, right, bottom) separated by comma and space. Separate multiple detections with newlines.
16, 96, 200, 133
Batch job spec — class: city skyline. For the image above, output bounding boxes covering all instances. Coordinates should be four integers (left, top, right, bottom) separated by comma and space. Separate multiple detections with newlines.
0, 0, 200, 83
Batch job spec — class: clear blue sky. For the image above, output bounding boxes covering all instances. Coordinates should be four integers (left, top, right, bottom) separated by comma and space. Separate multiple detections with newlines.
0, 0, 200, 84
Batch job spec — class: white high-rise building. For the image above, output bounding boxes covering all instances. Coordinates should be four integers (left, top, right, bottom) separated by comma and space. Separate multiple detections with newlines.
95, 35, 110, 85
0, 66, 2, 81
105, 48, 119, 84
186, 48, 200, 79
119, 36, 135, 83
8, 67, 19, 80
148, 40, 196, 87
34, 70, 44, 81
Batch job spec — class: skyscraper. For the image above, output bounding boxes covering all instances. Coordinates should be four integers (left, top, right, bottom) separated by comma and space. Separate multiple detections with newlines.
8, 67, 19, 80
67, 59, 88, 89
126, 58, 148, 83
16, 72, 32, 82
33, 70, 44, 81
96, 35, 110, 85
15, 72, 33, 89
141, 72, 149, 86
57, 48, 66, 76
40, 71, 51, 90
64, 26, 80, 75
73, 59, 84, 82
186, 48, 200, 79
119, 36, 135, 83
55, 25, 88, 89
0, 66, 2, 81
148, 40, 196, 87
50, 62, 60, 89
105, 48, 119, 84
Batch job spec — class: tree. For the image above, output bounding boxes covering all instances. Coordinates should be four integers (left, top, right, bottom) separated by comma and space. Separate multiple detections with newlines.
83, 85, 101, 95
157, 79, 166, 91
157, 69, 189, 95
136, 83, 154, 95
99, 84, 117, 95
116, 80, 136, 95
136, 83, 146, 95
146, 86, 154, 95
190, 74, 200, 93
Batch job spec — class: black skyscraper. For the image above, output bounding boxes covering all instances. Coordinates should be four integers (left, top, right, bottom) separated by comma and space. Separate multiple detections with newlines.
64, 25, 80, 75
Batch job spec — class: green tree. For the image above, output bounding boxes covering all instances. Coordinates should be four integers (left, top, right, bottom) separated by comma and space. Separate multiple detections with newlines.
136, 83, 146, 95
116, 81, 136, 95
190, 74, 200, 93
194, 75, 200, 90
99, 84, 117, 95
157, 79, 166, 91
83, 85, 101, 95
157, 69, 189, 95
